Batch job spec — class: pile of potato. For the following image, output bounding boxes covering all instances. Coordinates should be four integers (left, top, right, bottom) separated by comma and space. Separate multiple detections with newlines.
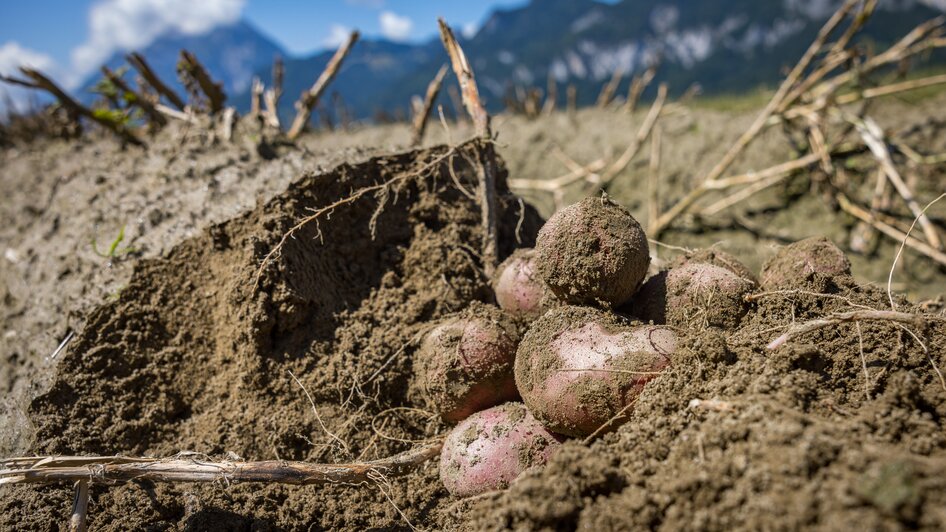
413, 197, 852, 497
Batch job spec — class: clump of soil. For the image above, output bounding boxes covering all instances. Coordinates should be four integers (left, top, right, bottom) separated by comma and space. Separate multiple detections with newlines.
410, 301, 521, 422
0, 139, 544, 530
535, 196, 649, 308
760, 236, 853, 290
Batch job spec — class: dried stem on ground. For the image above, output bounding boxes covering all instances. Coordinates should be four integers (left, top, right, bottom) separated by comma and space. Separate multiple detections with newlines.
287, 31, 359, 140
766, 310, 942, 350
648, 125, 662, 233
178, 51, 227, 114
438, 18, 499, 274
624, 64, 657, 113
69, 480, 89, 532
127, 52, 186, 111
543, 72, 557, 115
2, 68, 144, 146
101, 66, 167, 128
509, 83, 667, 202
0, 441, 443, 487
596, 67, 624, 108
411, 65, 449, 146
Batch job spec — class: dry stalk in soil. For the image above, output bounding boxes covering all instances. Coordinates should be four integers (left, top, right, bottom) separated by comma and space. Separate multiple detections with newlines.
287, 30, 359, 140
127, 52, 186, 111
411, 64, 449, 146
0, 440, 443, 487
101, 66, 167, 128
766, 310, 943, 350
178, 50, 227, 114
542, 72, 557, 115
438, 18, 500, 274
508, 83, 667, 201
836, 194, 946, 266
1, 67, 144, 146
625, 64, 657, 113
596, 67, 624, 108
650, 2, 946, 238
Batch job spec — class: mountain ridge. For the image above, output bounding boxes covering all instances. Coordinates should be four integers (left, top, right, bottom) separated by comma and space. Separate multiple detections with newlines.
77, 0, 946, 122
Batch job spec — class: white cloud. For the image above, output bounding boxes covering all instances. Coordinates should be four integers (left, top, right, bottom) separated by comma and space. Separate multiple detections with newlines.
324, 24, 354, 47
462, 22, 479, 39
70, 0, 245, 85
379, 11, 413, 41
0, 42, 58, 114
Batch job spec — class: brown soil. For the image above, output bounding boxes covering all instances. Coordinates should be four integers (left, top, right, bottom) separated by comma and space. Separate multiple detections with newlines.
1, 93, 945, 530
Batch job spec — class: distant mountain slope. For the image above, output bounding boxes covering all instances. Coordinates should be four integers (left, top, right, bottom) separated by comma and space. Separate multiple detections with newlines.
77, 20, 285, 106
241, 0, 945, 122
78, 0, 945, 122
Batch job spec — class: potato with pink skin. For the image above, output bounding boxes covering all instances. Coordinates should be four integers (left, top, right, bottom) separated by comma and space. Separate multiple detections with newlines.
412, 302, 520, 422
439, 402, 563, 497
515, 306, 675, 437
630, 261, 754, 329
492, 248, 556, 318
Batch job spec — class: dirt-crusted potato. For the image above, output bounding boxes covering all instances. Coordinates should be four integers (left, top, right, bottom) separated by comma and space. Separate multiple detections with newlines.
412, 302, 520, 422
760, 236, 852, 290
515, 306, 674, 437
535, 197, 650, 308
492, 248, 557, 319
439, 402, 563, 497
631, 262, 754, 329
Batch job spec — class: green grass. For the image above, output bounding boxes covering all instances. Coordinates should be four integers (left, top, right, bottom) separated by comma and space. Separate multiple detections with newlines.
92, 225, 136, 259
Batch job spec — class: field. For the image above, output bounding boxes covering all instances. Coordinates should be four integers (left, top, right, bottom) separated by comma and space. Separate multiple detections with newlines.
6, 7, 946, 526
0, 73, 945, 528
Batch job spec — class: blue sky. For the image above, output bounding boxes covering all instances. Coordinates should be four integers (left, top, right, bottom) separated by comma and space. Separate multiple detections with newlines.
0, 0, 526, 91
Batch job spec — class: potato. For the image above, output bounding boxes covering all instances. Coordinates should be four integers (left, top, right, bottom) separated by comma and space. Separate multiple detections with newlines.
629, 250, 757, 328
515, 306, 674, 437
535, 197, 650, 308
439, 402, 563, 497
630, 261, 753, 329
412, 302, 520, 422
492, 248, 556, 319
760, 236, 851, 290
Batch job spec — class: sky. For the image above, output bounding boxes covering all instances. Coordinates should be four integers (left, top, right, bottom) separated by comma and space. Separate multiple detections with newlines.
0, 0, 526, 108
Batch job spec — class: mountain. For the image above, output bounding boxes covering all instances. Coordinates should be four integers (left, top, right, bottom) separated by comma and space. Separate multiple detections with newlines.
240, 0, 945, 123
77, 20, 285, 107
76, 1, 946, 122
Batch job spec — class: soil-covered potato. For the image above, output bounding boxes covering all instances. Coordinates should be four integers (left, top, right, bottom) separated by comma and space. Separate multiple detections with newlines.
412, 302, 520, 422
760, 236, 852, 290
439, 402, 563, 497
673, 248, 758, 284
492, 248, 556, 319
515, 305, 674, 437
535, 197, 650, 308
630, 262, 754, 329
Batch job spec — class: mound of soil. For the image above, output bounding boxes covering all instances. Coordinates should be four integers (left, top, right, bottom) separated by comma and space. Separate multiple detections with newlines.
0, 140, 543, 530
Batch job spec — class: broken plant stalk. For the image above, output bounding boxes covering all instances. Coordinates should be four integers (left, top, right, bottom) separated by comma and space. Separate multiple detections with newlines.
411, 64, 449, 146
1, 441, 442, 487
287, 31, 359, 140
438, 18, 499, 275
